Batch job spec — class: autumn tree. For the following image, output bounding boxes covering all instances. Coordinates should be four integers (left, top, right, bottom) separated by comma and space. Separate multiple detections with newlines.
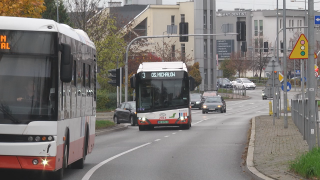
228, 52, 250, 78
188, 62, 202, 87
220, 59, 236, 79
0, 0, 46, 18
42, 0, 70, 25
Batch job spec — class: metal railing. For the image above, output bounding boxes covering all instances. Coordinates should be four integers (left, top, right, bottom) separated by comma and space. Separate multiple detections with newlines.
291, 98, 320, 150
217, 87, 247, 99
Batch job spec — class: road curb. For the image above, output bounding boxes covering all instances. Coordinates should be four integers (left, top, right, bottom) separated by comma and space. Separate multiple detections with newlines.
95, 124, 129, 136
246, 117, 274, 180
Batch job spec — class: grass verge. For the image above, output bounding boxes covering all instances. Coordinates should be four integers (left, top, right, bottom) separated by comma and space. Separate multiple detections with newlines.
96, 120, 115, 130
290, 147, 320, 179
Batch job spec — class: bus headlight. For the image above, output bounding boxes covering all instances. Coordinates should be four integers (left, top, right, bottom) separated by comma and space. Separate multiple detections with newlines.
42, 159, 48, 165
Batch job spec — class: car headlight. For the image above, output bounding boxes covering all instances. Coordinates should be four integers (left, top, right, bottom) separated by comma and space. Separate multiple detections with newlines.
217, 105, 221, 108
203, 105, 207, 108
196, 101, 200, 104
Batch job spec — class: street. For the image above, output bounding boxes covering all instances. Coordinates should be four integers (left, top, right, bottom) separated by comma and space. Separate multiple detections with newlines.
2, 88, 296, 180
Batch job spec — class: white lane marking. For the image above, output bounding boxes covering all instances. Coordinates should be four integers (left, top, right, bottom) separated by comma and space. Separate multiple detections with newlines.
164, 136, 169, 138
192, 120, 204, 125
172, 133, 176, 135
179, 130, 182, 131
154, 139, 161, 142
82, 142, 151, 180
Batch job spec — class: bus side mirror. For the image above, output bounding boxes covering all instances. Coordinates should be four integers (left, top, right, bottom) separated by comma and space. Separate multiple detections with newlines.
130, 74, 136, 88
189, 76, 195, 91
60, 43, 73, 82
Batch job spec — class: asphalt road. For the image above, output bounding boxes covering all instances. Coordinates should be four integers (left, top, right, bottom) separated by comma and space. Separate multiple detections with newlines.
3, 87, 298, 180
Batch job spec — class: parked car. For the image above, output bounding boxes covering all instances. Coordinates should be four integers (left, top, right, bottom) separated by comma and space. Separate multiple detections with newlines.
190, 93, 204, 109
234, 78, 256, 90
217, 78, 233, 88
202, 96, 226, 114
113, 101, 137, 126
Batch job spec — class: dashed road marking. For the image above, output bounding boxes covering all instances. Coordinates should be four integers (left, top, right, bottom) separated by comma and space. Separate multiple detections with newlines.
155, 139, 161, 141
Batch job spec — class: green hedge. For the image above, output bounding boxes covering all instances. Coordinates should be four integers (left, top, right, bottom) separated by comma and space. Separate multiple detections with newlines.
97, 89, 133, 111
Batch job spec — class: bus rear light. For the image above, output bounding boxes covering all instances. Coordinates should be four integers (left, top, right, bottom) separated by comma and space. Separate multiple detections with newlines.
32, 159, 38, 165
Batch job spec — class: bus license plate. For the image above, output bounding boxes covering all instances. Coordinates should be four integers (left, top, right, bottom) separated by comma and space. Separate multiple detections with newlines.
158, 121, 169, 124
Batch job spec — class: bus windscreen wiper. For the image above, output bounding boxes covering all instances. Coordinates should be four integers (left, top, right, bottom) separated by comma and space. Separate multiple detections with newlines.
0, 103, 21, 124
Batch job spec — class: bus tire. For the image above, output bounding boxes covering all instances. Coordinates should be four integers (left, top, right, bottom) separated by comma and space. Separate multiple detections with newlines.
72, 127, 88, 169
52, 143, 68, 180
130, 116, 135, 126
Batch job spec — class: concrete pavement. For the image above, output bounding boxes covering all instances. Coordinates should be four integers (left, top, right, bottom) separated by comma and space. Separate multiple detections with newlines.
247, 115, 309, 180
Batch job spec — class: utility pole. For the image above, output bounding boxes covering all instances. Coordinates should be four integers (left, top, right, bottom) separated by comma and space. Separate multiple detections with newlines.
307, 0, 316, 150
283, 0, 288, 128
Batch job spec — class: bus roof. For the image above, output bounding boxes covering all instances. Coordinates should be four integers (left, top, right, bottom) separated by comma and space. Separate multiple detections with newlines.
0, 16, 95, 49
137, 62, 188, 73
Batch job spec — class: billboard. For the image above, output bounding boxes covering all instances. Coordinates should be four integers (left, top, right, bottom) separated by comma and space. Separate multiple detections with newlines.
216, 40, 234, 59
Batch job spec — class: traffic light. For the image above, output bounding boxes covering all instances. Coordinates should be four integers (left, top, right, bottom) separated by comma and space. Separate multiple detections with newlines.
280, 41, 284, 53
236, 21, 246, 41
241, 41, 247, 52
108, 68, 120, 86
179, 22, 189, 42
264, 42, 268, 52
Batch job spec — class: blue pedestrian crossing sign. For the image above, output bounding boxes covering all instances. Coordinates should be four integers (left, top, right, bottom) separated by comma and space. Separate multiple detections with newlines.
295, 70, 301, 75
281, 82, 292, 92
315, 16, 320, 25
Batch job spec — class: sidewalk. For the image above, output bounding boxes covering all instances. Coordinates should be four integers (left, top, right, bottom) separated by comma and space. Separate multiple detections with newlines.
247, 115, 309, 180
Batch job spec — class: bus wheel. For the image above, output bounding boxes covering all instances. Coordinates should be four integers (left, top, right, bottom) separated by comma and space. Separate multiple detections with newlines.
72, 129, 88, 169
130, 116, 135, 126
52, 143, 68, 180
139, 126, 145, 131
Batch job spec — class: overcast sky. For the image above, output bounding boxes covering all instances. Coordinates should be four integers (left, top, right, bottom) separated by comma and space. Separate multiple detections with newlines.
117, 0, 320, 11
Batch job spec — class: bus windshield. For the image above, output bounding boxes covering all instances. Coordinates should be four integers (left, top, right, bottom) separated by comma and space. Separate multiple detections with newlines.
137, 76, 189, 112
0, 54, 57, 124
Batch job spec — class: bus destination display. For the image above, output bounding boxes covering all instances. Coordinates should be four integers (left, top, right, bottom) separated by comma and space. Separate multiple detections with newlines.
0, 35, 10, 50
140, 71, 184, 79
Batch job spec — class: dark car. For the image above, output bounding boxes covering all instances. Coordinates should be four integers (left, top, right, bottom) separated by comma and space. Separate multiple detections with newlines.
217, 78, 233, 88
190, 93, 204, 109
202, 96, 226, 114
262, 90, 267, 100
113, 101, 137, 126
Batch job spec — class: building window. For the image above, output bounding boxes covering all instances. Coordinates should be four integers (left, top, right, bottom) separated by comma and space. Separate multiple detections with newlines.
210, 10, 213, 29
259, 38, 263, 50
204, 39, 207, 58
280, 19, 282, 29
171, 15, 175, 25
254, 20, 258, 36
203, 10, 207, 29
171, 45, 175, 58
210, 39, 213, 58
181, 43, 185, 61
259, 20, 263, 36
255, 38, 259, 52
300, 20, 302, 31
181, 14, 185, 23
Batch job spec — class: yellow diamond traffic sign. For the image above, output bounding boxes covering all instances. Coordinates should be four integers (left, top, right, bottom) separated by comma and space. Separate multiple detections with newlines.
279, 72, 283, 82
289, 34, 318, 59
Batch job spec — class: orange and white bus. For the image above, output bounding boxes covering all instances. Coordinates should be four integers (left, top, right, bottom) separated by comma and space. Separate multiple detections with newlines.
131, 62, 195, 131
0, 16, 96, 179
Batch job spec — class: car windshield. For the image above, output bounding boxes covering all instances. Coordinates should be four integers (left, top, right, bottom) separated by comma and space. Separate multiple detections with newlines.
128, 102, 136, 109
222, 79, 230, 83
243, 80, 252, 83
190, 94, 201, 100
205, 97, 221, 103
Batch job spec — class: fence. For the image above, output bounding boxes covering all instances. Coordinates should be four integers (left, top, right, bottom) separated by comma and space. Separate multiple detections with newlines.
217, 87, 247, 99
291, 97, 320, 150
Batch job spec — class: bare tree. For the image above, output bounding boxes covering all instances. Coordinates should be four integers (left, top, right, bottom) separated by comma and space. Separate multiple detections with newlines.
228, 51, 250, 78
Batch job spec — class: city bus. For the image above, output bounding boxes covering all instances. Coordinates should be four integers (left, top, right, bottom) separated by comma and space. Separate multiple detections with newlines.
0, 16, 97, 179
130, 62, 195, 131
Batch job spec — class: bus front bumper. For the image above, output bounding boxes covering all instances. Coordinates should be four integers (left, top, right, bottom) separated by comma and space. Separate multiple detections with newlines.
138, 118, 190, 126
0, 155, 56, 171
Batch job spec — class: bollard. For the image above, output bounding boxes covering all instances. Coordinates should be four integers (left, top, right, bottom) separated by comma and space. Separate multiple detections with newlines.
269, 100, 273, 116
287, 98, 290, 111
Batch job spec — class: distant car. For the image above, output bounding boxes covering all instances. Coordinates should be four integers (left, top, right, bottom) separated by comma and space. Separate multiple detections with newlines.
262, 90, 267, 100
202, 96, 226, 114
190, 93, 204, 109
234, 79, 256, 90
113, 101, 137, 126
217, 78, 233, 88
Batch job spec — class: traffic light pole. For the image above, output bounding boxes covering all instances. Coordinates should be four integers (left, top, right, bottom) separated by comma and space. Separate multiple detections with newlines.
124, 33, 238, 102
283, 0, 288, 128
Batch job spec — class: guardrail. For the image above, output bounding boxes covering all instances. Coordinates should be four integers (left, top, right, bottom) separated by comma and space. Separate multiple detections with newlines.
217, 87, 247, 99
